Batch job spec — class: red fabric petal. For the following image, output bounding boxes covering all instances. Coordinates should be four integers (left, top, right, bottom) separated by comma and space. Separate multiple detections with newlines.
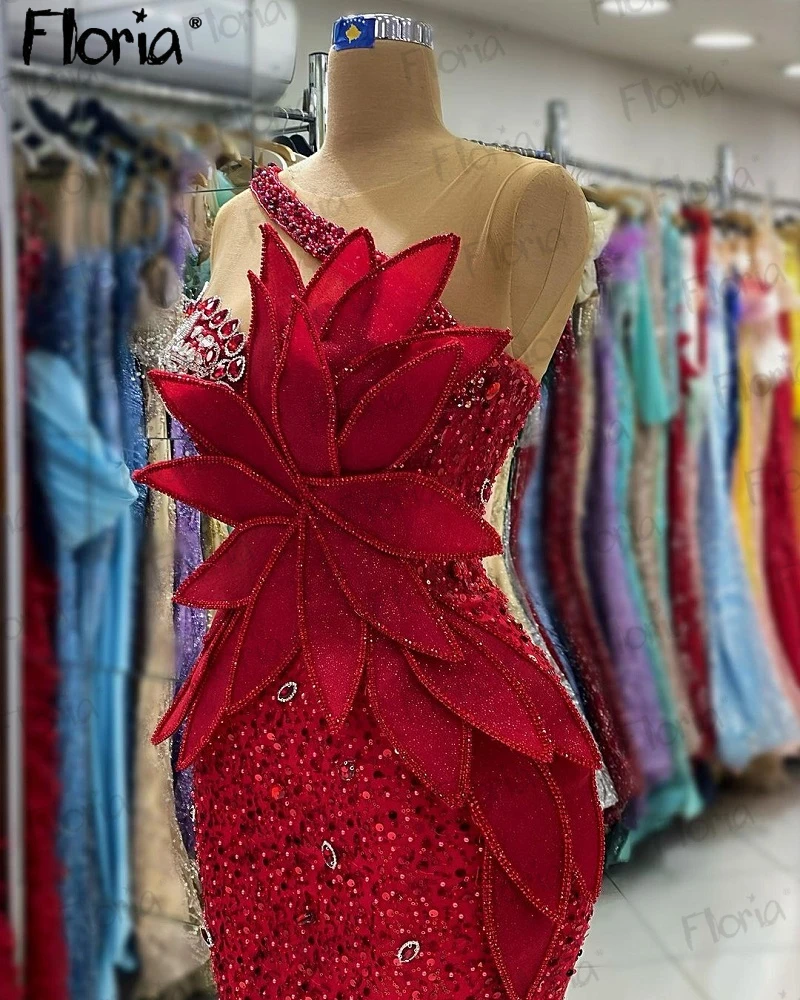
548, 756, 605, 899
314, 517, 458, 661
152, 609, 235, 745
309, 473, 501, 559
300, 524, 367, 724
259, 222, 303, 333
470, 732, 568, 918
176, 519, 294, 609
149, 368, 296, 495
229, 531, 300, 708
304, 227, 376, 331
335, 328, 509, 417
246, 270, 282, 439
323, 235, 460, 370
275, 301, 339, 476
133, 456, 295, 524
174, 611, 244, 769
483, 857, 558, 1000
406, 644, 552, 763
450, 614, 601, 770
367, 634, 470, 806
337, 344, 462, 472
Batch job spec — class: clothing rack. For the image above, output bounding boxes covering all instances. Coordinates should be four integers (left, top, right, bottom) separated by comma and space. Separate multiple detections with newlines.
1, 37, 26, 977
8, 56, 323, 138
2, 50, 330, 981
541, 99, 800, 214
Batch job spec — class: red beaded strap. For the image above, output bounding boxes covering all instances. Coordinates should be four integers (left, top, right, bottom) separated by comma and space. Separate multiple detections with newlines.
250, 164, 457, 332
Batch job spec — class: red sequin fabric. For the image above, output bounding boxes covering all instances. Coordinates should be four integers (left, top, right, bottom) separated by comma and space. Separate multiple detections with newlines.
139, 166, 604, 1000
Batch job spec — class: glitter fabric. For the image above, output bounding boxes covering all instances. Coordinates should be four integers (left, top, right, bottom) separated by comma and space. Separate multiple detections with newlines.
136, 165, 605, 1000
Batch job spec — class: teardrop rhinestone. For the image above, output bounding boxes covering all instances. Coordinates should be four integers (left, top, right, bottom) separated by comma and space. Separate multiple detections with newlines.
226, 356, 246, 382
224, 332, 245, 356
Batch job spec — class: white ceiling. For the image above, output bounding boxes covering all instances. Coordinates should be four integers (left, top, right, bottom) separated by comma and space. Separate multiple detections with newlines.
415, 0, 800, 108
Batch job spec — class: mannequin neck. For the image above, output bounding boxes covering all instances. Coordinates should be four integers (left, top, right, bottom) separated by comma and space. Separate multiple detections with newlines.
320, 41, 450, 159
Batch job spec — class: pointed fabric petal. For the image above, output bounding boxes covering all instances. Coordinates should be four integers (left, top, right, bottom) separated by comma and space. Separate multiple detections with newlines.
259, 223, 303, 333
304, 228, 376, 331
470, 731, 569, 917
323, 235, 461, 370
367, 634, 470, 805
335, 328, 510, 418
450, 614, 601, 769
133, 456, 295, 524
275, 301, 339, 476
152, 609, 235, 745
483, 857, 558, 1000
149, 368, 296, 495
246, 270, 282, 439
314, 517, 458, 661
229, 530, 300, 707
176, 520, 294, 609
174, 611, 244, 769
406, 644, 552, 762
300, 524, 367, 724
548, 755, 605, 899
337, 344, 462, 472
309, 473, 500, 558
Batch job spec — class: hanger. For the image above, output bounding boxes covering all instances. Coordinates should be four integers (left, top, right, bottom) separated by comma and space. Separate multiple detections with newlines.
11, 94, 84, 172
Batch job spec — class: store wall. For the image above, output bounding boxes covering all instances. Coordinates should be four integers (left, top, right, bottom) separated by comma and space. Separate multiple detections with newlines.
290, 0, 800, 199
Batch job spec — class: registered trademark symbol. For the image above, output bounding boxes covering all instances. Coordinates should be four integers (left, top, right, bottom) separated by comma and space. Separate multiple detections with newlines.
189, 15, 202, 28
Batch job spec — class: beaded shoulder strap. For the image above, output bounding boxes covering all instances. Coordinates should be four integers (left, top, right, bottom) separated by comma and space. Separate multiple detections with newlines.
250, 165, 457, 332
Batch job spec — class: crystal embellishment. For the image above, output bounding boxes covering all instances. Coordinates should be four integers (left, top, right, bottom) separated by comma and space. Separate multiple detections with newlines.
161, 294, 247, 386
277, 681, 298, 703
321, 840, 338, 869
397, 940, 421, 963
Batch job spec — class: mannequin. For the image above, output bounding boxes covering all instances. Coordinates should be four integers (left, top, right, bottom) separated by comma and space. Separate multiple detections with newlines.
140, 18, 605, 1000
207, 18, 590, 379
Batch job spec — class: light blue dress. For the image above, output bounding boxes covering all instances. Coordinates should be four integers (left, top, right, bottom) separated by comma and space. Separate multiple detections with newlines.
697, 262, 800, 767
26, 249, 136, 1000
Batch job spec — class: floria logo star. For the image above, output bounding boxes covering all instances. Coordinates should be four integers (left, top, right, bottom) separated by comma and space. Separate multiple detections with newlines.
22, 6, 183, 66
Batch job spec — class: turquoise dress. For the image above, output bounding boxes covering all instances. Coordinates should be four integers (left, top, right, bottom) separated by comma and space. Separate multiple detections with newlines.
605, 226, 702, 857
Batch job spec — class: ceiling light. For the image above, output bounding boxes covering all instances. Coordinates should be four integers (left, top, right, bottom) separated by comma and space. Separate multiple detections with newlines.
597, 0, 671, 14
783, 63, 800, 77
691, 30, 756, 50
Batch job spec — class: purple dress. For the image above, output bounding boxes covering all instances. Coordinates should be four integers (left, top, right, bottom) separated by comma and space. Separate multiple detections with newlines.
583, 309, 673, 789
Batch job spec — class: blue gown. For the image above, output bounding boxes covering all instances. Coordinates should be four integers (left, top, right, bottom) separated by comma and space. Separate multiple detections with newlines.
26, 248, 136, 1000
697, 262, 800, 767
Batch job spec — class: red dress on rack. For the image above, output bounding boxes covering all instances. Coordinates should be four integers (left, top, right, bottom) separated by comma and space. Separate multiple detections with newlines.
667, 209, 715, 756
763, 312, 800, 685
136, 166, 604, 1000
542, 326, 642, 813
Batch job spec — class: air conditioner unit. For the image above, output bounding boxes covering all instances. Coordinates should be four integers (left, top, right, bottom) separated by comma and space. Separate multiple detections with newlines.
7, 0, 298, 103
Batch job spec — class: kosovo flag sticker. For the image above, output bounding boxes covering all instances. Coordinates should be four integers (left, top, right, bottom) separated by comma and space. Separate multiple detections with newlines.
333, 16, 376, 50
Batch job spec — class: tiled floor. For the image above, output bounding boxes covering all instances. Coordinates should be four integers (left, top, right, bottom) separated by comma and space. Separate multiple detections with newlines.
570, 777, 800, 999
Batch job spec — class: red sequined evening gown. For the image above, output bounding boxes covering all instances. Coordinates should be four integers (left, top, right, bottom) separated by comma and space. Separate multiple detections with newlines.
136, 166, 605, 1000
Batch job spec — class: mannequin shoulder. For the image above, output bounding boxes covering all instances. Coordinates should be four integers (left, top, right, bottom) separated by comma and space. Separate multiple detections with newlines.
506, 159, 591, 265
209, 188, 266, 268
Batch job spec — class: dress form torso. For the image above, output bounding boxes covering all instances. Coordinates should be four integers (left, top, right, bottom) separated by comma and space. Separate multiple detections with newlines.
207, 38, 590, 380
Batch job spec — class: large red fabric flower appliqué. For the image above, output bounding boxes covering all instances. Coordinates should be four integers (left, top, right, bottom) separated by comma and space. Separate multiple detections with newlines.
135, 224, 515, 768
135, 219, 605, 1000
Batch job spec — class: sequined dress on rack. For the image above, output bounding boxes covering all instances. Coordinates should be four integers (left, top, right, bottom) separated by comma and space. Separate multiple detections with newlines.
135, 165, 605, 1000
